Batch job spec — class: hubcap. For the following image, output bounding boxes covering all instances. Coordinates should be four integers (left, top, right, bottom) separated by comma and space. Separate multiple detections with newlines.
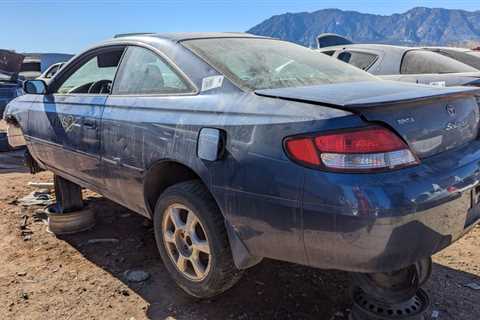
162, 204, 211, 281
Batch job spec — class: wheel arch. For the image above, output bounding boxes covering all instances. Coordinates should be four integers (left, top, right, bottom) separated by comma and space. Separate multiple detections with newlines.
142, 159, 262, 270
142, 159, 208, 218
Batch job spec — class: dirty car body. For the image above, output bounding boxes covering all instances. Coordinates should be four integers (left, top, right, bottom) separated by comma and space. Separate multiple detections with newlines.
6, 33, 480, 276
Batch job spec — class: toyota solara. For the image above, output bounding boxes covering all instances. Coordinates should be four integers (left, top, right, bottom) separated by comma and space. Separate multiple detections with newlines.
5, 32, 480, 298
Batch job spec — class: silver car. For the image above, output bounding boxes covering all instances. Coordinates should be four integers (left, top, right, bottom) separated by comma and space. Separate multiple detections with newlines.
317, 34, 480, 88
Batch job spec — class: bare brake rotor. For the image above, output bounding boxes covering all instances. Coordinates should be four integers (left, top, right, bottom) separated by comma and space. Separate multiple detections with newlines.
351, 258, 432, 303
350, 258, 432, 320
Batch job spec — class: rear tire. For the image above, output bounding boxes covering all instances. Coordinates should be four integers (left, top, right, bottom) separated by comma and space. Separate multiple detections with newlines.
153, 180, 243, 298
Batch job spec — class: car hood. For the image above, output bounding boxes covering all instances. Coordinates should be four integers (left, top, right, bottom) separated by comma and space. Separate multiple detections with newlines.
0, 50, 25, 81
254, 80, 480, 110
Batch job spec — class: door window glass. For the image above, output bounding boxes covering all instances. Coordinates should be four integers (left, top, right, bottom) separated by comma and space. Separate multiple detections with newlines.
57, 49, 124, 94
113, 46, 191, 95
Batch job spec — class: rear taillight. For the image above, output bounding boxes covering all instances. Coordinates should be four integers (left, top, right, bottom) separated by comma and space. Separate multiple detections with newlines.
284, 126, 420, 172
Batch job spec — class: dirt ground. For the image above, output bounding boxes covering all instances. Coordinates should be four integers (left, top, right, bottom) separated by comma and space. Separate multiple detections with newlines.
0, 148, 479, 319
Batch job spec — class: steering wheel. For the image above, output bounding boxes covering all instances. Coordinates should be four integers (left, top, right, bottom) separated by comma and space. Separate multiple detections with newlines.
88, 80, 112, 94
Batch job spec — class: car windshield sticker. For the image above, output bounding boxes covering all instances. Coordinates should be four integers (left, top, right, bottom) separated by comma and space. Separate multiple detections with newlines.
201, 75, 224, 92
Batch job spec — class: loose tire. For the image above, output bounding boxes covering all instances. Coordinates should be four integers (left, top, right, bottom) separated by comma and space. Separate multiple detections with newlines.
153, 180, 242, 298
46, 205, 96, 235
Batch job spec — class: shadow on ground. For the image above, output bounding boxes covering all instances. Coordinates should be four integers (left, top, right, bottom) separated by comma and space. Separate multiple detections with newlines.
58, 196, 480, 320
0, 149, 28, 174
425, 264, 480, 320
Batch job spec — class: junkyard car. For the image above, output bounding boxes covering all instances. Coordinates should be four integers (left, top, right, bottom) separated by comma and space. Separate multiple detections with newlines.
0, 50, 24, 119
0, 82, 22, 120
5, 33, 480, 298
38, 62, 65, 80
317, 34, 480, 88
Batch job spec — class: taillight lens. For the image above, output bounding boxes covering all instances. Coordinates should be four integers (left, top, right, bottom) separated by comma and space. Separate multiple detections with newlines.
284, 126, 419, 172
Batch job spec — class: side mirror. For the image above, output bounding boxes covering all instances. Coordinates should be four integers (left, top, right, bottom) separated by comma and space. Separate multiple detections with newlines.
24, 80, 47, 95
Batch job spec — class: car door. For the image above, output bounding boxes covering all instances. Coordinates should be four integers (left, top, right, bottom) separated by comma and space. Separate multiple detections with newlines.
27, 46, 125, 188
101, 45, 196, 214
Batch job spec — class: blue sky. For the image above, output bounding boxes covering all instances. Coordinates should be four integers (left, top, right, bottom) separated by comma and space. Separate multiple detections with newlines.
2, 0, 479, 54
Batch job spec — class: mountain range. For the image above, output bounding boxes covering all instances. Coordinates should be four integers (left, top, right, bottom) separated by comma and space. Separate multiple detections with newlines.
247, 7, 480, 47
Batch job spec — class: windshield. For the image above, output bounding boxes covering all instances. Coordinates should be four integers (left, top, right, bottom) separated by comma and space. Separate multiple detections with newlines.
182, 38, 377, 90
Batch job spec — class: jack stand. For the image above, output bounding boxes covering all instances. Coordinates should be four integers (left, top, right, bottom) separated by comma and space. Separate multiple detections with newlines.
54, 174, 84, 213
349, 258, 432, 320
47, 175, 95, 235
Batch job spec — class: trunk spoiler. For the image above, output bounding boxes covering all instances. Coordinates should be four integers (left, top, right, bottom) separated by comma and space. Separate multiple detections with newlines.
255, 81, 480, 111
317, 33, 353, 48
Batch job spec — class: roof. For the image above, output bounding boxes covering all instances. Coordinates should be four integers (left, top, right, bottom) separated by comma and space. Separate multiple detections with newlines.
318, 43, 413, 53
422, 46, 472, 53
115, 32, 266, 42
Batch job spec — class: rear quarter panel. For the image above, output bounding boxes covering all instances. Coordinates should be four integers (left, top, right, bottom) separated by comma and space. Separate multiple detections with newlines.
103, 90, 353, 265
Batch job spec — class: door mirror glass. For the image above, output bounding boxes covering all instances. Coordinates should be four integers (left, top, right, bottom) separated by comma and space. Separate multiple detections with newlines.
24, 80, 47, 95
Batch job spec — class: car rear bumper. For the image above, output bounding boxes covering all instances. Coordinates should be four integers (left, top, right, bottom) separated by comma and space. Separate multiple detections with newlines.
303, 140, 480, 273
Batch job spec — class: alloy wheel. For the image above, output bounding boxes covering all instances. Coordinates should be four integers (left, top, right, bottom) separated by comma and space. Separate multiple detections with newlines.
162, 203, 212, 281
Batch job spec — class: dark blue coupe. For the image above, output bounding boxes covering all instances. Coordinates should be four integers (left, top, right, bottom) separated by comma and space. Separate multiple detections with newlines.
5, 33, 480, 299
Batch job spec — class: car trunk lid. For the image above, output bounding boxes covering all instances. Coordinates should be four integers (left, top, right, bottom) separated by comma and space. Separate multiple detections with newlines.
256, 81, 480, 158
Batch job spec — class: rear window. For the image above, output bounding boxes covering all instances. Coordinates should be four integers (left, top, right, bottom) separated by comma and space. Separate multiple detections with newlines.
400, 50, 478, 74
182, 38, 377, 91
337, 51, 378, 70
437, 50, 480, 70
